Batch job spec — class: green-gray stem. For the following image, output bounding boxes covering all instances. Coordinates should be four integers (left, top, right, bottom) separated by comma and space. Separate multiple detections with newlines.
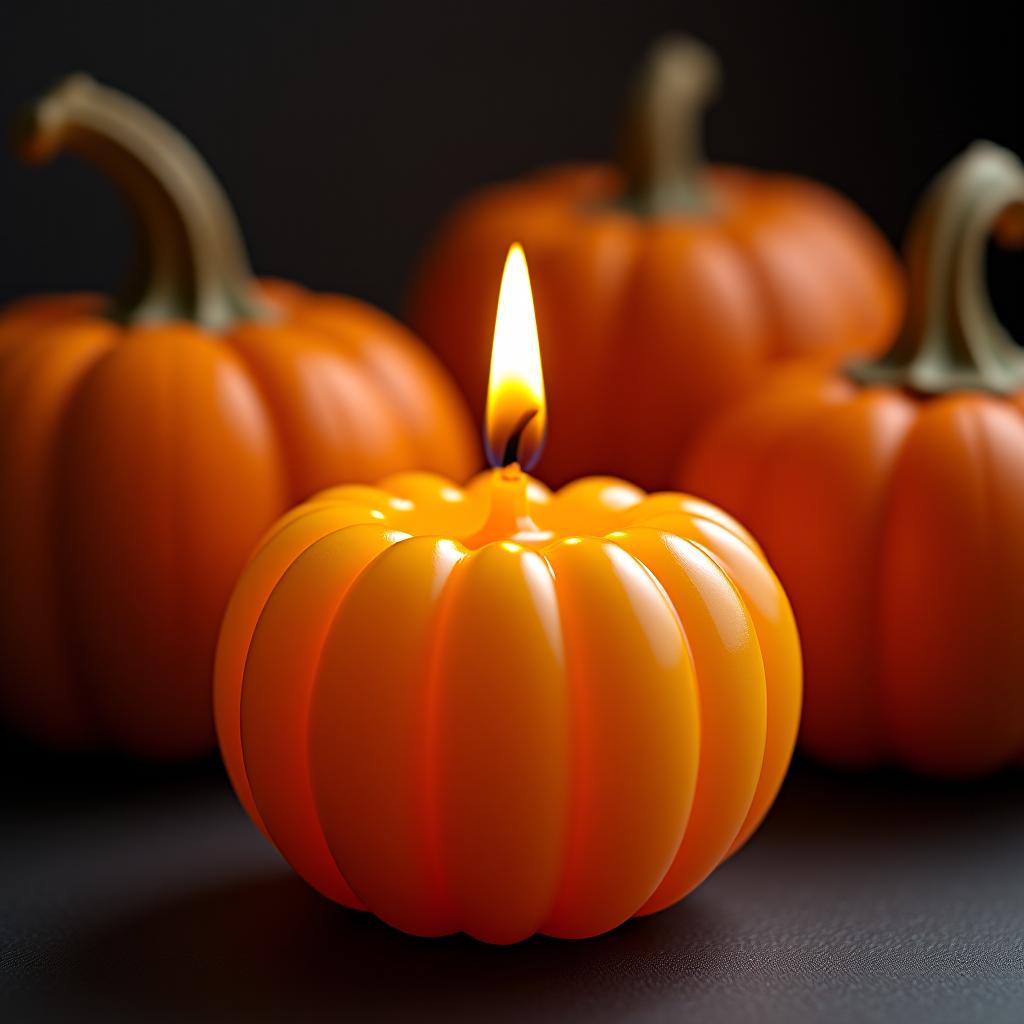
618, 35, 720, 216
848, 141, 1024, 395
14, 75, 272, 331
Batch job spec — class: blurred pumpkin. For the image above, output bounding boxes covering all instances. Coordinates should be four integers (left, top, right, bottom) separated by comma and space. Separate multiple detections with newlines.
683, 141, 1024, 776
214, 470, 801, 943
408, 36, 903, 489
0, 76, 477, 757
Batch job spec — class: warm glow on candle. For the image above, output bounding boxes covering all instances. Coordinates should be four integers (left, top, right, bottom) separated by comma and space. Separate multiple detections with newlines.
484, 243, 547, 470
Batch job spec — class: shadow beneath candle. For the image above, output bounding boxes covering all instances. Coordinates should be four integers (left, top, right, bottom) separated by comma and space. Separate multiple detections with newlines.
9, 760, 1024, 1022
53, 871, 726, 1022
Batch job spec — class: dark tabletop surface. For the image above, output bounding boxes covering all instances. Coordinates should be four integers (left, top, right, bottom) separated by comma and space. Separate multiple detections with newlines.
2, 739, 1023, 1024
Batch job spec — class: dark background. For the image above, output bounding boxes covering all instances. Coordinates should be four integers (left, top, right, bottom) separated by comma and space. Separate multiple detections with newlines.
3, 4, 1024, 1021
1, 0, 1022, 330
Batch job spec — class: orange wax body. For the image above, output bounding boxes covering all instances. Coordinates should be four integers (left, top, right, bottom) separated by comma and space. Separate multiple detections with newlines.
216, 468, 801, 943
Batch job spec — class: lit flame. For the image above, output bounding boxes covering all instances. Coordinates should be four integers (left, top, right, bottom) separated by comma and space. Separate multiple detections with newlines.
485, 243, 547, 470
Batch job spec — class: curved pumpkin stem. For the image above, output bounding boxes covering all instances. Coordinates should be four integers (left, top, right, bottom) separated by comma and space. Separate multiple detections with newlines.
618, 35, 720, 216
848, 142, 1024, 395
14, 74, 271, 330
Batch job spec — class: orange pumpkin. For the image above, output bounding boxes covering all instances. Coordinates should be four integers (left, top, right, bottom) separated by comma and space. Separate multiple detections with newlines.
683, 141, 1024, 777
0, 76, 477, 757
409, 36, 903, 489
214, 470, 801, 943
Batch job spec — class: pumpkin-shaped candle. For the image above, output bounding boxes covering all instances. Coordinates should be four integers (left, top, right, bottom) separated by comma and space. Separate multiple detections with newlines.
217, 245, 802, 942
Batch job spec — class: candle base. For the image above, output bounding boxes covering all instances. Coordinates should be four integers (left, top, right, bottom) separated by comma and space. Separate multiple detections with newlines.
461, 464, 553, 549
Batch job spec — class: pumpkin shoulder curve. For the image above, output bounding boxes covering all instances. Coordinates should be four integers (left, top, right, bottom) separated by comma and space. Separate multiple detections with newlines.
246, 280, 480, 488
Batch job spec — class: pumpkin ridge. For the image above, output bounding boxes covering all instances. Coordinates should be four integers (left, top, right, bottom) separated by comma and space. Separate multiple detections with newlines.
539, 538, 699, 937
53, 334, 179, 751
223, 323, 343, 504
975, 404, 1024, 766
631, 499, 756, 553
519, 548, 574, 940
295, 295, 477, 479
713, 212, 784, 363
682, 511, 758, 555
616, 530, 765, 913
215, 324, 295, 500
733, 384, 846, 532
425, 543, 569, 942
768, 200, 865, 347
780, 193, 900, 352
968, 403, 1002, 760
976, 404, 1024, 765
802, 390, 917, 766
0, 326, 113, 745
49, 331, 123, 746
201, 325, 292, 505
874, 398, 930, 768
295, 324, 421, 484
240, 525, 402, 909
608, 513, 789, 859
264, 493, 385, 541
218, 514, 393, 834
603, 534, 701, 910
414, 539, 469, 937
697, 523, 799, 856
876, 399, 1006, 773
155, 332, 188, 751
301, 534, 465, 934
536, 543, 597, 936
169, 333, 187, 750
599, 539, 700, 911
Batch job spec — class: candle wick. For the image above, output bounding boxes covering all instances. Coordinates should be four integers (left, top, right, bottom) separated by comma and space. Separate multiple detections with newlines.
501, 408, 538, 467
